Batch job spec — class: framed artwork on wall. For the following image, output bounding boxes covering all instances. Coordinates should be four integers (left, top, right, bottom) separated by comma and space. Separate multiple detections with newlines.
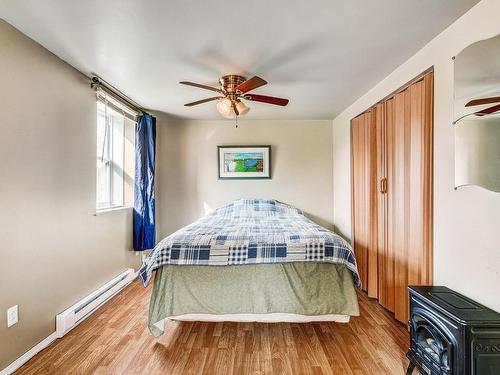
218, 145, 271, 179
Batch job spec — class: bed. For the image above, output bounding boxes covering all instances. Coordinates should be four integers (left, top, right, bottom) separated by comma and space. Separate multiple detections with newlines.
139, 198, 361, 337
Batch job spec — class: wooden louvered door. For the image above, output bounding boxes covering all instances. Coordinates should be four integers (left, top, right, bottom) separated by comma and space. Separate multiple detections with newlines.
351, 70, 433, 323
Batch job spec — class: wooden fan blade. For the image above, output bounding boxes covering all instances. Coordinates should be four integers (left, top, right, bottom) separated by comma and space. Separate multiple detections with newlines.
466, 96, 500, 107
236, 76, 267, 93
243, 94, 289, 106
474, 103, 500, 116
179, 81, 224, 94
184, 96, 224, 106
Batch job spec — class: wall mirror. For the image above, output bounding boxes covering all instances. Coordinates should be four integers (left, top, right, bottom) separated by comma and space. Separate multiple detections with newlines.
454, 33, 500, 192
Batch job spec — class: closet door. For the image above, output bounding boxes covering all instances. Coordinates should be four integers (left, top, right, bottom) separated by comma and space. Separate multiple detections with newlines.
351, 111, 378, 297
389, 89, 410, 322
390, 73, 434, 323
376, 101, 394, 312
351, 71, 433, 323
406, 73, 434, 304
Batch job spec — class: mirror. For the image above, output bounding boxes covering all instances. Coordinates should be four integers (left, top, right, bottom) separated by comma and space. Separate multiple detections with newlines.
454, 34, 500, 192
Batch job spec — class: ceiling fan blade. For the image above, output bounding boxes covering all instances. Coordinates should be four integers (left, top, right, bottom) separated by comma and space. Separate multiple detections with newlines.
243, 94, 289, 106
179, 81, 224, 94
184, 96, 224, 106
236, 76, 267, 93
466, 96, 500, 107
474, 103, 500, 116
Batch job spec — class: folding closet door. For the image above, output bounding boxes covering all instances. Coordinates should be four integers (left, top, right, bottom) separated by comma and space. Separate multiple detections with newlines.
376, 101, 394, 312
387, 73, 434, 323
365, 110, 378, 299
351, 111, 378, 298
405, 73, 434, 317
351, 113, 366, 289
351, 71, 433, 324
389, 89, 410, 322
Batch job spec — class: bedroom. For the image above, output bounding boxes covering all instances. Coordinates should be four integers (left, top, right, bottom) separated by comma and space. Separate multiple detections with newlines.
1, 0, 500, 374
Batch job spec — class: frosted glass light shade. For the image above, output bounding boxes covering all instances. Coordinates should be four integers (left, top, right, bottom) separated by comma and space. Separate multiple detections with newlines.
221, 111, 236, 119
236, 100, 250, 115
217, 98, 234, 118
216, 98, 249, 119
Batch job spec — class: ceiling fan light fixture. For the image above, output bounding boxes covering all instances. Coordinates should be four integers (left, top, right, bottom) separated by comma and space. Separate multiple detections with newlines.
216, 97, 250, 119
216, 98, 233, 117
222, 112, 236, 120
236, 100, 250, 116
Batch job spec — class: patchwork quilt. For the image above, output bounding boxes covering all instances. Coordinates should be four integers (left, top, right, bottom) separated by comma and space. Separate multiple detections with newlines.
139, 198, 361, 288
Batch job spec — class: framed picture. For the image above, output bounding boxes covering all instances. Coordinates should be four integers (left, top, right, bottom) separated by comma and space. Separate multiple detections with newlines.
218, 145, 271, 179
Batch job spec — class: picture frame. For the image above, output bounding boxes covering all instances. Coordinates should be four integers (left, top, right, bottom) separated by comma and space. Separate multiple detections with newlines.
218, 145, 271, 179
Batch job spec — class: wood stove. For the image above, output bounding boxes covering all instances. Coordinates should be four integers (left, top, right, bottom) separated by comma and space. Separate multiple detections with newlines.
407, 286, 500, 375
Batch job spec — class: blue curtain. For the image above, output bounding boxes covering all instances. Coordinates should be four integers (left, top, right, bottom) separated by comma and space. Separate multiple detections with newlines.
133, 113, 156, 251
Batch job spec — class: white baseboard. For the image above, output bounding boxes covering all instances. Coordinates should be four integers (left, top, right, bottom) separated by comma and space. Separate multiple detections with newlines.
0, 269, 137, 375
0, 332, 58, 375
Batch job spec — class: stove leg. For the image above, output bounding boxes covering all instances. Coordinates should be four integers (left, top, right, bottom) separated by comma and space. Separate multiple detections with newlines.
406, 362, 415, 375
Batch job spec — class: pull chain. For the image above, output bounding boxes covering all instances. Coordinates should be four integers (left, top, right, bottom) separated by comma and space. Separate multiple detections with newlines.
235, 115, 238, 128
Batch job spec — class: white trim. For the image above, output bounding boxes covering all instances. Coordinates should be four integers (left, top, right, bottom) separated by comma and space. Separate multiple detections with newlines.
0, 332, 58, 375
96, 88, 139, 118
94, 205, 132, 216
0, 269, 137, 375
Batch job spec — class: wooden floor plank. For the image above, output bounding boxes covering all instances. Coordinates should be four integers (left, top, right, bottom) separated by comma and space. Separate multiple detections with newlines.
14, 280, 410, 374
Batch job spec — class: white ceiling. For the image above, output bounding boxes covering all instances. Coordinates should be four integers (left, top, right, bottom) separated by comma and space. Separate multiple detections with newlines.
0, 0, 479, 120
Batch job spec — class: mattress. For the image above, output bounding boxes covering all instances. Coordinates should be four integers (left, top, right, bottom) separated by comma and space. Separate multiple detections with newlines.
150, 313, 350, 334
168, 313, 350, 323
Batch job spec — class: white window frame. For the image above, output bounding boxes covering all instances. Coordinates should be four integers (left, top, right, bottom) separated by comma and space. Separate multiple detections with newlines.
96, 90, 137, 211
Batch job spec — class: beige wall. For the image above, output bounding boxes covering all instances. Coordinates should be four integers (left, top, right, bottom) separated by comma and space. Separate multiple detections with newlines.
0, 20, 140, 369
155, 119, 334, 239
333, 0, 500, 312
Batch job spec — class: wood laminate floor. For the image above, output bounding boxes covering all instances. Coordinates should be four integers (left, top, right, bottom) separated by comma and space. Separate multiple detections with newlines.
15, 280, 411, 374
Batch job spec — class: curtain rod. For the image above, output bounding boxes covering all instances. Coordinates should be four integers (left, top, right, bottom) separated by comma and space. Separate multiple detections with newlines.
90, 74, 145, 115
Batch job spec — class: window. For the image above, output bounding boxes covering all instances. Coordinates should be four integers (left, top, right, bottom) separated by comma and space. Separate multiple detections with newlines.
96, 91, 136, 210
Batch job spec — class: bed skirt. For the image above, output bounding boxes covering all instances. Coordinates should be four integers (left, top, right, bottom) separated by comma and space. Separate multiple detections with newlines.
148, 263, 359, 337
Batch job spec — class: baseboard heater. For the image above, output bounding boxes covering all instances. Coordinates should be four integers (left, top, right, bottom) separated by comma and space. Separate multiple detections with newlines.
56, 268, 136, 338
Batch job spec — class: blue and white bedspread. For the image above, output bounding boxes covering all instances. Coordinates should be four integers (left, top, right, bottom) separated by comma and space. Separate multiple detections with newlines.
139, 199, 361, 288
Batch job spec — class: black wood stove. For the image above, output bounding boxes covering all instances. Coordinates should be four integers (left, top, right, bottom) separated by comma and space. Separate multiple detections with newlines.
407, 286, 500, 375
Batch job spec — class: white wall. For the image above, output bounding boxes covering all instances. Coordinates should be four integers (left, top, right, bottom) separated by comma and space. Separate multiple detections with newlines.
0, 20, 140, 369
156, 119, 334, 238
333, 0, 500, 312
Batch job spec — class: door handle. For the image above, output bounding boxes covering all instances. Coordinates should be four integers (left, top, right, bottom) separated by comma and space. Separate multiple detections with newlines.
380, 177, 387, 194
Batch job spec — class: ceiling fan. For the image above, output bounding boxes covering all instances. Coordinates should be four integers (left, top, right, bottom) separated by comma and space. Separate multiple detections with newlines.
180, 75, 289, 119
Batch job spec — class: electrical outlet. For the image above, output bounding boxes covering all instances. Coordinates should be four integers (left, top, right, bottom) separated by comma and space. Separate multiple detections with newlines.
7, 305, 18, 327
